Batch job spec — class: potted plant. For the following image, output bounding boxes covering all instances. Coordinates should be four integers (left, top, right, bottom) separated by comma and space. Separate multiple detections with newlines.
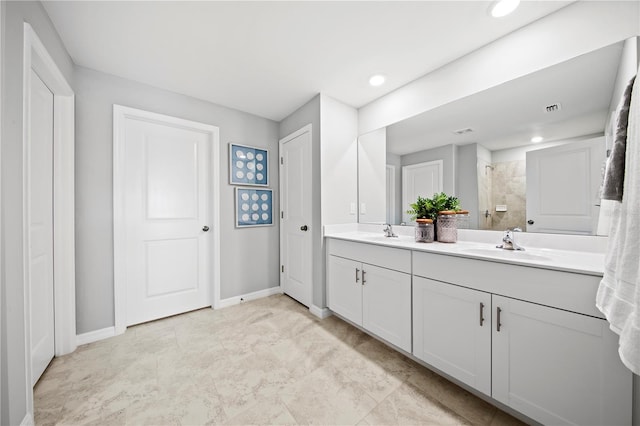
407, 196, 432, 221
407, 192, 462, 242
407, 192, 460, 221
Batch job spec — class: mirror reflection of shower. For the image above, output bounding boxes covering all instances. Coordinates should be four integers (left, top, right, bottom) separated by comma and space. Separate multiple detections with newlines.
478, 160, 493, 229
480, 157, 528, 231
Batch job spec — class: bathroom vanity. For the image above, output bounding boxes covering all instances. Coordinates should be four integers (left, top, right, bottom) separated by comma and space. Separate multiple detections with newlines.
325, 228, 632, 425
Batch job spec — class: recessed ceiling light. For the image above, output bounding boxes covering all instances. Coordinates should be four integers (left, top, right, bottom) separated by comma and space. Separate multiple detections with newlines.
531, 136, 544, 143
369, 74, 386, 87
453, 127, 474, 135
490, 0, 520, 17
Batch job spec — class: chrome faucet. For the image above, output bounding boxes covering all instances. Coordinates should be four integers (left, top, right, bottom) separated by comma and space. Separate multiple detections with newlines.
383, 223, 398, 238
497, 227, 525, 251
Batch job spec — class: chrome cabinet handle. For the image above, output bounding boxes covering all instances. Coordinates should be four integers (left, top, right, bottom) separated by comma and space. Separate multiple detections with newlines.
300, 225, 308, 231
355, 268, 360, 283
479, 302, 485, 326
362, 270, 366, 285
496, 307, 502, 332
202, 226, 210, 232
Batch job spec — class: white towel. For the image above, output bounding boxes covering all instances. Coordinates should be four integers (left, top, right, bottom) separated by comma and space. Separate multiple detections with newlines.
596, 67, 640, 375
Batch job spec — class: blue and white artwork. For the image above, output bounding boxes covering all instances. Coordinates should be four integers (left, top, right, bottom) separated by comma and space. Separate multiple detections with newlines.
230, 143, 268, 186
236, 188, 273, 227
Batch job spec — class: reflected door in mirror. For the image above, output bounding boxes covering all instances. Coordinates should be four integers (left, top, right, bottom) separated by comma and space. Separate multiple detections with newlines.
402, 160, 443, 223
526, 137, 604, 235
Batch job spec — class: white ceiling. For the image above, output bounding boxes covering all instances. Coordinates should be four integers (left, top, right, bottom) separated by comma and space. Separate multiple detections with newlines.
386, 41, 623, 155
42, 1, 572, 122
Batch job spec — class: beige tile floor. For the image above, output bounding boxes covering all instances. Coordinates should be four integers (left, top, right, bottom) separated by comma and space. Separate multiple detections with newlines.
34, 294, 527, 425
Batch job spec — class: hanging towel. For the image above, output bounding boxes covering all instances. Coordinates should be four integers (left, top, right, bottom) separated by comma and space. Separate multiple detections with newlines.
596, 68, 640, 375
602, 76, 636, 201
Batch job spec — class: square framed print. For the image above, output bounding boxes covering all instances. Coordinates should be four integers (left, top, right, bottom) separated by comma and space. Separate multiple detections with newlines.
229, 143, 269, 186
236, 188, 273, 227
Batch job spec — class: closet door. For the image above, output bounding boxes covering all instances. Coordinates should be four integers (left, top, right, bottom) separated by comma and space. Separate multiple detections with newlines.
28, 70, 55, 385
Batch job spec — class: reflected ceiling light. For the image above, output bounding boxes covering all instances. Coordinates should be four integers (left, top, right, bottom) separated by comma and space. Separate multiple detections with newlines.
531, 136, 544, 143
369, 74, 386, 87
490, 0, 520, 17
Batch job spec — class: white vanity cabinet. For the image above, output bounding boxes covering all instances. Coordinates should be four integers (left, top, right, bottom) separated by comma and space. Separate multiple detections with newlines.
413, 277, 492, 396
412, 251, 632, 426
492, 295, 631, 426
327, 239, 412, 352
361, 263, 411, 351
327, 255, 363, 325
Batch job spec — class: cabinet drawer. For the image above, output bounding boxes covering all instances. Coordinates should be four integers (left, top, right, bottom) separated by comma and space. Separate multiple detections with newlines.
327, 238, 411, 273
412, 251, 603, 318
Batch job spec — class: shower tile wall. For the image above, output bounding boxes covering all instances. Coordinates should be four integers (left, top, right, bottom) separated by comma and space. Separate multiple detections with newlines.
477, 159, 493, 230
490, 160, 526, 231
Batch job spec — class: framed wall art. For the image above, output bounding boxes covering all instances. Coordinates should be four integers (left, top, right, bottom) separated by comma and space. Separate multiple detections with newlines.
229, 143, 269, 186
235, 188, 273, 227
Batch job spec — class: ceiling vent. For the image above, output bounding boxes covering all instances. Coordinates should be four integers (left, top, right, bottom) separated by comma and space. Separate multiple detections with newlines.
544, 103, 562, 113
453, 127, 474, 135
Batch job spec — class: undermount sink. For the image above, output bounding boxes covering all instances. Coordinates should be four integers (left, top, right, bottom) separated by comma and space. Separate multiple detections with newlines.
461, 247, 552, 262
360, 234, 408, 242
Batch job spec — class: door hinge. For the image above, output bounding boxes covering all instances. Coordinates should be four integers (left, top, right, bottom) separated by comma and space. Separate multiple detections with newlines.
281, 265, 284, 273
280, 157, 284, 165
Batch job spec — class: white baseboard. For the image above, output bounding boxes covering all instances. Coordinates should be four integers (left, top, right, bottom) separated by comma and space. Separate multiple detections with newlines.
309, 305, 332, 319
76, 326, 116, 346
20, 413, 34, 426
218, 286, 282, 309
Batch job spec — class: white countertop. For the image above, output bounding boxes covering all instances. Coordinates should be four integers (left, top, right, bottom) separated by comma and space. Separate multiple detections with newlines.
324, 225, 607, 276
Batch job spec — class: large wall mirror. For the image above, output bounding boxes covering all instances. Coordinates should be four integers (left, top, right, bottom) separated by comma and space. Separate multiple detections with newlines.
358, 38, 638, 235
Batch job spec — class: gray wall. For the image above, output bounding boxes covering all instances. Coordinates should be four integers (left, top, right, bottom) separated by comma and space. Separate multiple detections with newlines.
278, 95, 324, 307
74, 66, 280, 333
1, 2, 75, 424
456, 144, 480, 229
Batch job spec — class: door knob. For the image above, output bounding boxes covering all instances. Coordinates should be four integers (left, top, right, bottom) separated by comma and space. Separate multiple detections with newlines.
300, 225, 308, 231
202, 226, 210, 232
527, 220, 534, 225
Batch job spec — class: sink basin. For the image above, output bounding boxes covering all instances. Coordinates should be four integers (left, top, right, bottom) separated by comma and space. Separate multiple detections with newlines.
360, 234, 409, 242
461, 247, 552, 262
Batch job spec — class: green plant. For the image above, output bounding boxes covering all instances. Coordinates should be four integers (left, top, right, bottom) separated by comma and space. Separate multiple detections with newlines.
407, 196, 432, 220
406, 192, 461, 221
444, 193, 461, 211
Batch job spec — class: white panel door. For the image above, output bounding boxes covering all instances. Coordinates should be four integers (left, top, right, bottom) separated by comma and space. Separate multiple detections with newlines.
413, 277, 491, 395
123, 117, 211, 326
28, 70, 55, 385
362, 264, 411, 352
280, 127, 312, 307
327, 255, 362, 326
492, 295, 632, 426
402, 160, 443, 223
526, 137, 604, 234
386, 165, 396, 225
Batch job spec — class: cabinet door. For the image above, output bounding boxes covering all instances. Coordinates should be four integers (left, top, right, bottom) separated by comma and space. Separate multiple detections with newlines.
492, 295, 632, 426
362, 264, 411, 352
413, 277, 491, 395
327, 255, 362, 326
